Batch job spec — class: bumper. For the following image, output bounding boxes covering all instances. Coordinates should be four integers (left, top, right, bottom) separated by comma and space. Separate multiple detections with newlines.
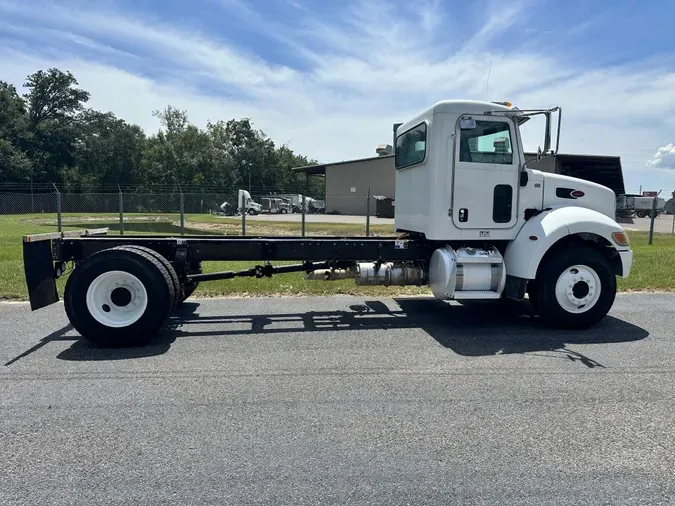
618, 249, 633, 278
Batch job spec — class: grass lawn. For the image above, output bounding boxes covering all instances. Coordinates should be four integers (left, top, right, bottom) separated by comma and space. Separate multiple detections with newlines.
0, 213, 673, 300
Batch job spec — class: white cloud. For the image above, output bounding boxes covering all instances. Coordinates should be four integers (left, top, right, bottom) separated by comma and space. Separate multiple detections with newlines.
646, 144, 675, 170
0, 0, 674, 191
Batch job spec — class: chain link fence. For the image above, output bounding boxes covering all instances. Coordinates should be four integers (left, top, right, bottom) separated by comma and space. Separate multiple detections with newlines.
1, 188, 386, 239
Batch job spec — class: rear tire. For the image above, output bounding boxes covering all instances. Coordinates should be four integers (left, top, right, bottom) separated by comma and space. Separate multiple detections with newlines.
121, 245, 180, 309
531, 245, 616, 329
64, 247, 175, 347
636, 210, 647, 218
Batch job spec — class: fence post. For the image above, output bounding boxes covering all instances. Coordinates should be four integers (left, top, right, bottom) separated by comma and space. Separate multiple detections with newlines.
179, 185, 185, 236
241, 202, 246, 236
672, 213, 674, 235
366, 188, 371, 237
302, 173, 308, 237
648, 196, 657, 245
53, 183, 62, 232
118, 185, 124, 236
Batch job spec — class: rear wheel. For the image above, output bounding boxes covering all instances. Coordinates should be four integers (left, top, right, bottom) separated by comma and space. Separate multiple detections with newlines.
636, 210, 647, 218
64, 247, 175, 347
122, 245, 181, 309
531, 245, 616, 329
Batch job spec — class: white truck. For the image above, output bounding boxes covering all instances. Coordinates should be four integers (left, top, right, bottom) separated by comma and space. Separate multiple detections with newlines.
260, 197, 292, 214
22, 100, 633, 347
237, 189, 262, 215
616, 194, 666, 219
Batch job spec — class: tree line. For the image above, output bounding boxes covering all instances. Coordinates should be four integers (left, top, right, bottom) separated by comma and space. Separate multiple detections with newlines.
0, 68, 321, 195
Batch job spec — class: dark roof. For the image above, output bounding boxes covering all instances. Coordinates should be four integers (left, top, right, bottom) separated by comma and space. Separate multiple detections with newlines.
292, 154, 394, 175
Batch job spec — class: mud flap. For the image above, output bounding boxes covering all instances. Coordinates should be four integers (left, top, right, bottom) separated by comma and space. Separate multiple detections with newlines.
23, 239, 58, 310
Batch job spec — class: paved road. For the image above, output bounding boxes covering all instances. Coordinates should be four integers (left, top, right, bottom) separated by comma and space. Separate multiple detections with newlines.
1, 294, 674, 505
622, 214, 675, 234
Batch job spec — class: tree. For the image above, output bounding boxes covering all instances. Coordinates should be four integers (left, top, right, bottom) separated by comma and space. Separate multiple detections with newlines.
23, 69, 90, 126
0, 69, 319, 194
139, 106, 219, 188
20, 69, 91, 185
0, 82, 32, 183
67, 110, 146, 191
0, 139, 32, 183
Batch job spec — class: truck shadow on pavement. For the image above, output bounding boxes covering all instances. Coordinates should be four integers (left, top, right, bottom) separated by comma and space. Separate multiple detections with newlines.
48, 297, 649, 367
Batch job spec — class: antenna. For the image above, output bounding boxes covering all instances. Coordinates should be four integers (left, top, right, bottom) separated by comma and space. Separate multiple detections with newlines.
485, 61, 492, 100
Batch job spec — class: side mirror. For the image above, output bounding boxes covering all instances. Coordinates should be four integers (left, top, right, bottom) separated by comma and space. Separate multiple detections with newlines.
543, 112, 552, 154
536, 146, 542, 162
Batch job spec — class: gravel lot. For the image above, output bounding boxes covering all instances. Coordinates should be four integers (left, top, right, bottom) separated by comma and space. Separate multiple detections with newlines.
1, 294, 674, 505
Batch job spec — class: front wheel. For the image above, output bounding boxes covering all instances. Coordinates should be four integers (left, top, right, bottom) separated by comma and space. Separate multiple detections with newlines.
531, 245, 616, 329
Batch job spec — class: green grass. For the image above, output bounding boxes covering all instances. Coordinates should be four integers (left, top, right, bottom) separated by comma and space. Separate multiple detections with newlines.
617, 231, 675, 291
0, 213, 673, 300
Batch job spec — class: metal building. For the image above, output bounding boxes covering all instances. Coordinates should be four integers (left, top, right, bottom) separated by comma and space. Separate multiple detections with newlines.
293, 146, 395, 216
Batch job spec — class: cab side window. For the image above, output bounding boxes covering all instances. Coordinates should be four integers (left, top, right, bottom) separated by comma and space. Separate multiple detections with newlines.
459, 121, 513, 165
395, 123, 427, 169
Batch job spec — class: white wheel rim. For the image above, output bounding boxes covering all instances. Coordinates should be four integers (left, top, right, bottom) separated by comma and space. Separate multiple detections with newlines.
554, 264, 602, 314
85, 271, 148, 327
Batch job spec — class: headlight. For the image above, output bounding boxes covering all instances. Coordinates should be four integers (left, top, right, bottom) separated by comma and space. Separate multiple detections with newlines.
612, 231, 630, 247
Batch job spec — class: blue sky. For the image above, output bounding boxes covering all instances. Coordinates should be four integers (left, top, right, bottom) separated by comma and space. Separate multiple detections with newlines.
1, 0, 674, 193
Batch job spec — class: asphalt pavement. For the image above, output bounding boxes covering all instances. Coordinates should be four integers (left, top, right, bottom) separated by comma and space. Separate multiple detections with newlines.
1, 294, 674, 505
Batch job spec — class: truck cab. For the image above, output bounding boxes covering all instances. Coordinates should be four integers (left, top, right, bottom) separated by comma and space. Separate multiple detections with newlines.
395, 100, 632, 327
238, 190, 262, 215
395, 100, 617, 239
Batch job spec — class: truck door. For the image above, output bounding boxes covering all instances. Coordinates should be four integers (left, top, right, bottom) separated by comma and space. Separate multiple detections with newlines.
452, 116, 519, 229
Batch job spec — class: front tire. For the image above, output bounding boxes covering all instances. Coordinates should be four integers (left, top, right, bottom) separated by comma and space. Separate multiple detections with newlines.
531, 245, 616, 329
64, 247, 175, 347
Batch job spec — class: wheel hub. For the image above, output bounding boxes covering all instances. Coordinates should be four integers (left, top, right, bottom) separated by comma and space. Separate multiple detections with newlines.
555, 265, 602, 314
572, 281, 590, 299
85, 271, 148, 327
110, 286, 133, 307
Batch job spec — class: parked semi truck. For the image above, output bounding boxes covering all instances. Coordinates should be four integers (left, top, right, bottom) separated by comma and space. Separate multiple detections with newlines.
22, 100, 633, 347
616, 194, 666, 219
238, 189, 262, 215
276, 193, 324, 213
260, 197, 292, 214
